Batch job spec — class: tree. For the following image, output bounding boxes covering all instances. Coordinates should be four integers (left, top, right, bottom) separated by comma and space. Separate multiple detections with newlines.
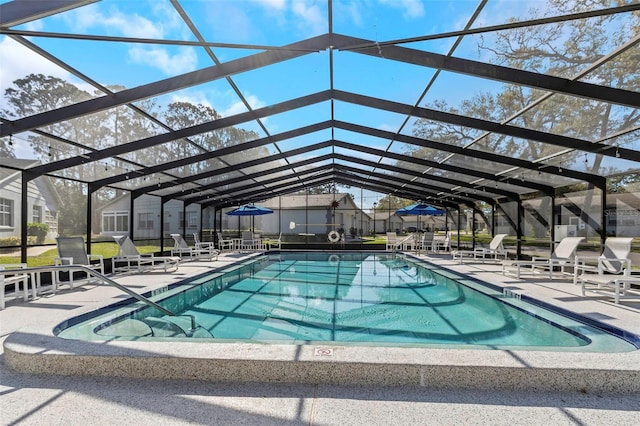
2, 74, 264, 236
307, 183, 336, 194
410, 1, 640, 237
477, 0, 640, 237
374, 195, 412, 212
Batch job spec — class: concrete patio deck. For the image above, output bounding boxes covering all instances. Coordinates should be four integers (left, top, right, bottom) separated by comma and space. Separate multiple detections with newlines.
1, 251, 639, 425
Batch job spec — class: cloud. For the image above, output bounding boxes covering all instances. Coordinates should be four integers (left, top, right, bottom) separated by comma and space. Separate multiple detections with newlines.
167, 89, 265, 125
169, 92, 213, 110
0, 36, 73, 94
61, 3, 165, 39
379, 123, 399, 132
379, 0, 425, 19
222, 93, 265, 117
292, 1, 327, 35
344, 2, 364, 27
104, 12, 165, 39
254, 0, 287, 10
128, 46, 198, 75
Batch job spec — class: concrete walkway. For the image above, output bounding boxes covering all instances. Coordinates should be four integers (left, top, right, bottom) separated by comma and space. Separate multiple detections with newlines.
1, 252, 639, 425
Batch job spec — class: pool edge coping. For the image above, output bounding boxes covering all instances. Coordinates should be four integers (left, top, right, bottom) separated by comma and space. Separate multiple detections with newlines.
4, 328, 640, 393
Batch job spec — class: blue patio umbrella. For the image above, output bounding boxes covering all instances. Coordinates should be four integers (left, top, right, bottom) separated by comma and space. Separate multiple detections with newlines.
226, 204, 273, 231
396, 203, 446, 216
396, 203, 446, 232
226, 204, 274, 216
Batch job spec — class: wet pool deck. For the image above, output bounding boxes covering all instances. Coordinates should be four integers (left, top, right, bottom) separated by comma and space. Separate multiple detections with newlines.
2, 251, 639, 425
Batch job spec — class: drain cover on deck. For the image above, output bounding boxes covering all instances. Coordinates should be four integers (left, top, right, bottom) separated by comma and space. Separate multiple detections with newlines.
314, 347, 334, 356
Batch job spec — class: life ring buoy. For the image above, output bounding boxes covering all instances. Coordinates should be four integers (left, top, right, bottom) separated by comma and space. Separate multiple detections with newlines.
328, 254, 340, 265
328, 231, 341, 243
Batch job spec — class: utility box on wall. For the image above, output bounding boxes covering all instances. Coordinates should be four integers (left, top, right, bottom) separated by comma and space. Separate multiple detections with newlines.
554, 224, 577, 242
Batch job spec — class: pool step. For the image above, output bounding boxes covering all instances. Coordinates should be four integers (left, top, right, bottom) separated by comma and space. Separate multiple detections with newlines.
144, 316, 214, 338
81, 316, 215, 338
95, 318, 153, 337
142, 317, 188, 337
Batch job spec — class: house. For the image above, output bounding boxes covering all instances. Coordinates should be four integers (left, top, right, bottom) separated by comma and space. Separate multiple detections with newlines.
371, 211, 404, 234
95, 194, 203, 239
258, 193, 365, 239
0, 159, 60, 243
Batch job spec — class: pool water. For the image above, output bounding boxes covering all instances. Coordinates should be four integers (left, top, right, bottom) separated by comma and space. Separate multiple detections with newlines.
55, 252, 638, 352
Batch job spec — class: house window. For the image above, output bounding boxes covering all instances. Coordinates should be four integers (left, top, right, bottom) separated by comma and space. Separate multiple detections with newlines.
45, 210, 58, 234
138, 212, 154, 230
0, 198, 13, 227
187, 211, 197, 229
102, 211, 129, 233
179, 211, 198, 229
33, 205, 43, 223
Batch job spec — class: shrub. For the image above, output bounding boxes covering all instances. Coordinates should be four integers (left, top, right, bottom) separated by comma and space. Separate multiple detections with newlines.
0, 236, 21, 247
27, 222, 49, 244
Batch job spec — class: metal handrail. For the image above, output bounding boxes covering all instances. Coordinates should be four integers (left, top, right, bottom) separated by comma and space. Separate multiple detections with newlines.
13, 265, 198, 334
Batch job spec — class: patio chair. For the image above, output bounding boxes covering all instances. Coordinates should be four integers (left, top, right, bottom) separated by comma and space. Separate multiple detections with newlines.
502, 237, 584, 279
385, 232, 397, 251
415, 232, 434, 254
430, 231, 452, 253
452, 234, 508, 263
112, 235, 180, 273
265, 233, 282, 250
216, 232, 234, 252
193, 232, 215, 251
254, 233, 267, 251
171, 234, 218, 260
401, 233, 420, 251
241, 231, 259, 252
577, 263, 640, 304
573, 237, 634, 285
55, 236, 104, 291
0, 263, 31, 310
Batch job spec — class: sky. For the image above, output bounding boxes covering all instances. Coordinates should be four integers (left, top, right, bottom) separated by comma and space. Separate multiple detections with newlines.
2, 0, 628, 208
0, 0, 535, 125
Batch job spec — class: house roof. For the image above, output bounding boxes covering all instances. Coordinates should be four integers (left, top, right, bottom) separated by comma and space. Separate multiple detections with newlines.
260, 193, 353, 209
0, 159, 39, 184
373, 211, 404, 220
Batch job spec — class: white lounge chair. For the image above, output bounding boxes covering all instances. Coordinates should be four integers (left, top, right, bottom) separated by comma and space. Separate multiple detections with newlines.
431, 231, 452, 253
171, 234, 218, 260
55, 236, 104, 291
452, 234, 508, 263
574, 237, 634, 284
216, 232, 234, 252
416, 232, 434, 254
193, 232, 215, 251
240, 231, 260, 252
112, 235, 180, 273
502, 237, 584, 279
575, 237, 640, 303
385, 232, 397, 251
578, 267, 640, 304
0, 263, 30, 310
386, 232, 412, 252
265, 233, 282, 250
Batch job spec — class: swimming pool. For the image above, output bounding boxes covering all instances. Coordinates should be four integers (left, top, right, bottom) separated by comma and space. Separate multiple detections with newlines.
55, 252, 638, 352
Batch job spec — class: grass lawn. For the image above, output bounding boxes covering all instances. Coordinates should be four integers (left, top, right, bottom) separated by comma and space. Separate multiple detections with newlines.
0, 242, 162, 266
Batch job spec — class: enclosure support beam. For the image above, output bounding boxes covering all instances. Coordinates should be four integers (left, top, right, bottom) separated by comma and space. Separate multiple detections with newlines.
86, 188, 92, 254
472, 206, 477, 250
129, 194, 135, 242
550, 196, 556, 249
601, 187, 607, 246
20, 175, 28, 264
517, 199, 523, 259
